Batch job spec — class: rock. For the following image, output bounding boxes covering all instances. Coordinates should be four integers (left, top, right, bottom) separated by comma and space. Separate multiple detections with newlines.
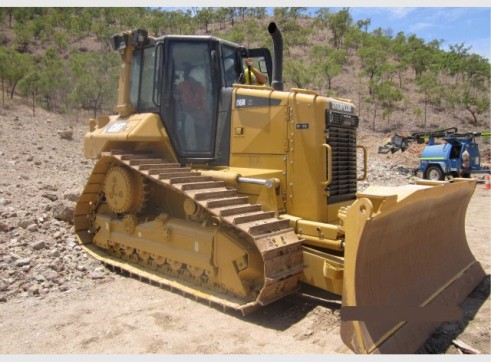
42, 193, 58, 202
14, 258, 32, 267
51, 201, 74, 223
90, 270, 105, 280
31, 240, 46, 250
0, 198, 12, 206
26, 224, 38, 232
18, 219, 35, 229
43, 269, 59, 282
33, 274, 46, 283
66, 237, 77, 248
57, 130, 73, 140
0, 279, 8, 291
28, 285, 40, 296
63, 191, 80, 202
48, 249, 60, 258
0, 221, 10, 232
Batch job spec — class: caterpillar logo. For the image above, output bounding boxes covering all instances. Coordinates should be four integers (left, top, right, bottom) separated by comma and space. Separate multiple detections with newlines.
331, 101, 352, 113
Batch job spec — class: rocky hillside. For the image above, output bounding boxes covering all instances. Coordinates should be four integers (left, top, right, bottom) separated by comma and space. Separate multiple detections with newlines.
0, 103, 109, 301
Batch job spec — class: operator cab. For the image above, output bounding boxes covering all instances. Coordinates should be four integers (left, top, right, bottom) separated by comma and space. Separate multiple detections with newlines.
126, 32, 272, 165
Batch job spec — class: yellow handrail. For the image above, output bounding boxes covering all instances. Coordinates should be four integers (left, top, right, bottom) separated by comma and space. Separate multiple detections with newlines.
322, 144, 332, 186
357, 145, 368, 181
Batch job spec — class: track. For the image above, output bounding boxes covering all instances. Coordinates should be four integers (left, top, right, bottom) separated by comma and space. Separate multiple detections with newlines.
74, 150, 304, 314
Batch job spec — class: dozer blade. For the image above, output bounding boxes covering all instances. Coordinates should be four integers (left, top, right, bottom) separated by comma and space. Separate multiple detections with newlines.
339, 179, 485, 354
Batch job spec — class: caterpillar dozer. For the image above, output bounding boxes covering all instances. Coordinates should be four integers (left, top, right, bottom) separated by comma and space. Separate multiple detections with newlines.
74, 22, 485, 353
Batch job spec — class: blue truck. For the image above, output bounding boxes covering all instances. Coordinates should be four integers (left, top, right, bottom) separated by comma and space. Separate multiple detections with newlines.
379, 127, 490, 181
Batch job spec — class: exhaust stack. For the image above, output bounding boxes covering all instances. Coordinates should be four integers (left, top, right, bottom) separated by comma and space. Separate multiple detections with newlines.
268, 22, 283, 91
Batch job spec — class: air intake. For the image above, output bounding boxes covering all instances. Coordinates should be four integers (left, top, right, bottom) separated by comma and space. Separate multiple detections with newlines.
325, 110, 359, 203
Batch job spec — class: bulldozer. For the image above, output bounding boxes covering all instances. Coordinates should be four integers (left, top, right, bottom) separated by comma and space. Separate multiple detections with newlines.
74, 22, 485, 353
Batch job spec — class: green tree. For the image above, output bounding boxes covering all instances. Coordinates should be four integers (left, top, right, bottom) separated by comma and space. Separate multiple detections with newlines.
37, 48, 70, 112
1, 8, 14, 28
327, 8, 352, 49
225, 8, 237, 27
284, 59, 311, 89
444, 43, 471, 82
18, 70, 41, 116
416, 72, 443, 127
371, 80, 403, 129
390, 32, 410, 88
311, 46, 347, 93
13, 20, 36, 52
279, 20, 312, 50
358, 43, 388, 94
288, 8, 307, 19
356, 18, 371, 33
250, 8, 267, 19
461, 84, 489, 126
5, 49, 33, 99
216, 7, 229, 30
12, 8, 33, 25
314, 8, 330, 28
69, 51, 119, 117
234, 8, 246, 22
404, 35, 440, 79
196, 7, 215, 33
344, 27, 364, 54
0, 47, 8, 107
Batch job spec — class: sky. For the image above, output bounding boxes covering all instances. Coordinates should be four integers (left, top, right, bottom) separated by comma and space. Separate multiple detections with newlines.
337, 7, 490, 60
9, 1, 491, 60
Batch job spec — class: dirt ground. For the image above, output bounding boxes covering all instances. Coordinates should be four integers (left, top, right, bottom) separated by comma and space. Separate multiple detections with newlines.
0, 102, 489, 356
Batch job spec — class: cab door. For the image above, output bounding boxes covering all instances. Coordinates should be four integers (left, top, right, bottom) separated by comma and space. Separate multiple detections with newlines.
160, 38, 219, 161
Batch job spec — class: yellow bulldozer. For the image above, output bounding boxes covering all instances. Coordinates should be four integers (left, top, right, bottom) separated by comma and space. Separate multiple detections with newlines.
74, 23, 485, 353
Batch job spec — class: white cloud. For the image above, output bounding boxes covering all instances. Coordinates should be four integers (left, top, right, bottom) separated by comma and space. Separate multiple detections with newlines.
426, 8, 474, 23
408, 22, 436, 33
386, 7, 417, 19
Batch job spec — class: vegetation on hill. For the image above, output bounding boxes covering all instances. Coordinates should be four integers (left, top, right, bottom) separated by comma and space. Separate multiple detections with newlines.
0, 7, 489, 132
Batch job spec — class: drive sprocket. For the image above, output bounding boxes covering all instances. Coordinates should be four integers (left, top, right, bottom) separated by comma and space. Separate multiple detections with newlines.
103, 165, 147, 214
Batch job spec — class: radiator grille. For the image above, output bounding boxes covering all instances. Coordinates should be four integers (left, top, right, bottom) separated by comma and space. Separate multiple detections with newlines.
326, 111, 359, 203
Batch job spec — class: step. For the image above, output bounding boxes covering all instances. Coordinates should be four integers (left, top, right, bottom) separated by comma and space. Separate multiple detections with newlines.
138, 163, 180, 171
128, 159, 168, 166
231, 211, 276, 225
169, 176, 212, 185
159, 172, 197, 180
194, 189, 237, 201
119, 153, 162, 160
239, 218, 291, 237
206, 196, 249, 209
180, 181, 226, 191
219, 204, 262, 217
